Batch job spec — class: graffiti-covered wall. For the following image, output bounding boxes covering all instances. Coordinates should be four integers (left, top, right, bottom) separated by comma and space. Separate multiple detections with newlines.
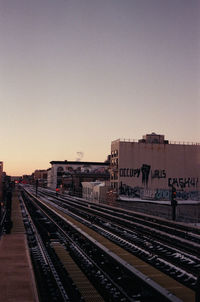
111, 138, 200, 200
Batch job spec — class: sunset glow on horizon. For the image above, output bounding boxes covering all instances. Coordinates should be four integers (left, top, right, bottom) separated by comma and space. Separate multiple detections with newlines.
0, 0, 199, 176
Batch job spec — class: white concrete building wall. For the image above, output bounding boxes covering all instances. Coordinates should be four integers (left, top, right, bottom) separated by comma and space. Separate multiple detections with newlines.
51, 165, 59, 189
47, 169, 52, 188
82, 181, 105, 202
110, 137, 200, 199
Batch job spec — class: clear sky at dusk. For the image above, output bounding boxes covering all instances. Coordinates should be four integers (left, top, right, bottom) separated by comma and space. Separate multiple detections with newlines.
0, 0, 199, 176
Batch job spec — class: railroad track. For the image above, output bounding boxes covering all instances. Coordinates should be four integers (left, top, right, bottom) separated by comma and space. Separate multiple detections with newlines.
41, 188, 200, 250
19, 194, 83, 302
20, 187, 183, 302
30, 187, 200, 291
37, 187, 200, 241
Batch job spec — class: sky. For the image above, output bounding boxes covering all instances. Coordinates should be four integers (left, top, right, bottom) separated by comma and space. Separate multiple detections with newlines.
0, 0, 199, 176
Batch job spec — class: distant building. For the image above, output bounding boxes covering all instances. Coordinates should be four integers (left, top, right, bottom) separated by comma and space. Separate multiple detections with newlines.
21, 174, 34, 184
0, 162, 3, 200
48, 160, 110, 193
33, 169, 48, 187
82, 181, 111, 202
11, 176, 22, 184
110, 133, 200, 200
62, 171, 110, 197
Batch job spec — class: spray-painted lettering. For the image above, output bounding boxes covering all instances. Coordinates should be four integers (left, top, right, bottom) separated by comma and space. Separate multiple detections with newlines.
119, 182, 141, 197
119, 168, 140, 178
168, 177, 199, 188
155, 189, 170, 200
151, 170, 166, 179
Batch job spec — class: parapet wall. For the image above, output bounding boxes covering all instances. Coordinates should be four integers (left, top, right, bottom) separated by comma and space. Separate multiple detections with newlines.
116, 200, 200, 223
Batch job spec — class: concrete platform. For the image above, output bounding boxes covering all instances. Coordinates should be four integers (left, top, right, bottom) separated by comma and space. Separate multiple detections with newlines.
0, 190, 38, 302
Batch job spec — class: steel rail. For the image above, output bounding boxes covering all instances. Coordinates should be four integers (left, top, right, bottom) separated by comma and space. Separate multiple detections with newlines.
37, 188, 200, 246
22, 190, 136, 302
19, 195, 70, 302
37, 190, 198, 289
34, 189, 200, 289
37, 189, 200, 268
23, 188, 183, 302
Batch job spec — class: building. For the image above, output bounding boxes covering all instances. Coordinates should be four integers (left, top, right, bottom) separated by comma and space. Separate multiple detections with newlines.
0, 162, 3, 201
82, 181, 111, 202
62, 171, 110, 197
11, 176, 22, 184
110, 133, 200, 200
47, 160, 110, 193
33, 169, 48, 187
21, 174, 34, 185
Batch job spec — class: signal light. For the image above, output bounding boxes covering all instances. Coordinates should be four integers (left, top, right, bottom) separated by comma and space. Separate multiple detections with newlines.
171, 186, 177, 207
172, 191, 176, 198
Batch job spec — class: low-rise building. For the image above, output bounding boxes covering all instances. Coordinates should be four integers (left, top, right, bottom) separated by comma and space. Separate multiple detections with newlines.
82, 181, 111, 202
33, 169, 48, 187
62, 171, 110, 197
48, 160, 110, 192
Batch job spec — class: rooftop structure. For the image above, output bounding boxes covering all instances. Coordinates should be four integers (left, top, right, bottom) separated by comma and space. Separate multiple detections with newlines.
139, 132, 168, 144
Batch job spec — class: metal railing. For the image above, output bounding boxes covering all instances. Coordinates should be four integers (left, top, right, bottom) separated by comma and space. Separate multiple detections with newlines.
112, 138, 200, 145
169, 141, 200, 146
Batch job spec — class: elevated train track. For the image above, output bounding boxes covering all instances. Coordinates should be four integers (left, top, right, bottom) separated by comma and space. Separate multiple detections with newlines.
19, 186, 199, 301
35, 188, 200, 287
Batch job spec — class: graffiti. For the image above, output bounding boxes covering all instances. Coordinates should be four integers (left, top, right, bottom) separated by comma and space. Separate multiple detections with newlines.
141, 164, 151, 186
168, 177, 199, 188
187, 191, 200, 200
174, 191, 200, 200
175, 191, 188, 200
119, 182, 141, 197
66, 165, 109, 174
120, 164, 167, 187
155, 189, 170, 200
151, 170, 166, 179
119, 182, 200, 200
120, 164, 151, 186
155, 189, 200, 200
142, 189, 156, 199
119, 168, 140, 177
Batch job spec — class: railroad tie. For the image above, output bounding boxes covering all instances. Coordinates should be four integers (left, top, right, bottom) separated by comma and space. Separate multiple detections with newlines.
35, 195, 196, 302
51, 242, 104, 302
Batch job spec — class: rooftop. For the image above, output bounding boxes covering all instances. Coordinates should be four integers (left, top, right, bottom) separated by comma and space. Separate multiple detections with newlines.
50, 160, 110, 166
113, 139, 200, 146
112, 133, 200, 146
